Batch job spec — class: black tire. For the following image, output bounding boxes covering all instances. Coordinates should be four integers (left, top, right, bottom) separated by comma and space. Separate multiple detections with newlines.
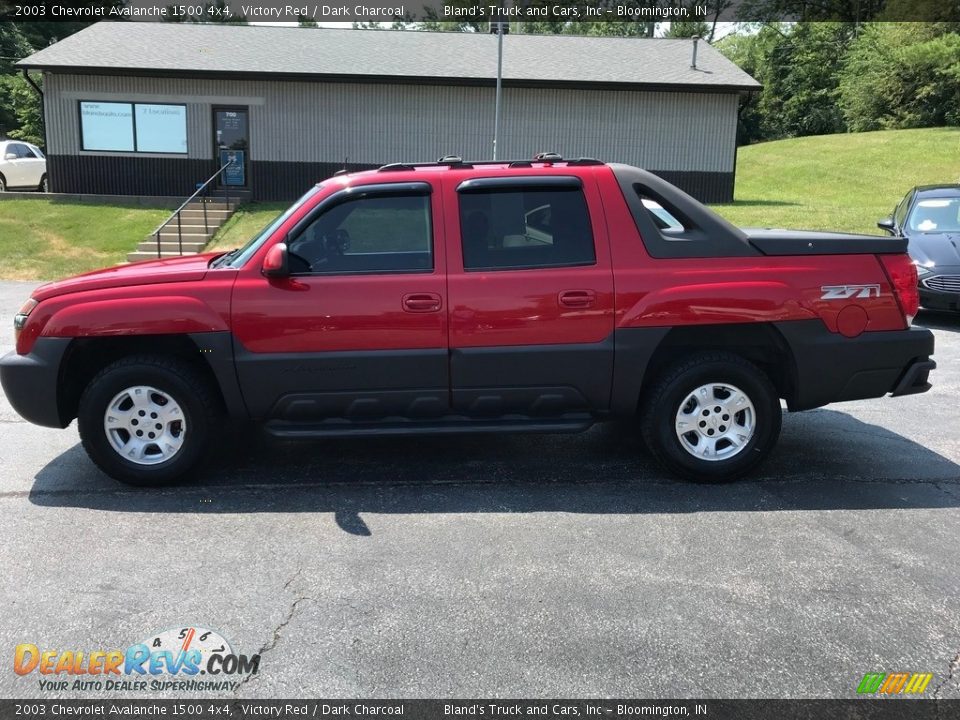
640, 352, 782, 483
38, 174, 48, 193
78, 355, 223, 485
0, 174, 6, 192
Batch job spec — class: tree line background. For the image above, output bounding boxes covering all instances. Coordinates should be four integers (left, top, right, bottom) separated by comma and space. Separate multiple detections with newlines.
2, 15, 959, 149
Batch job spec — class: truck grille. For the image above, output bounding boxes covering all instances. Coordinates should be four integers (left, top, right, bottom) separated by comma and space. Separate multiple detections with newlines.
923, 275, 960, 293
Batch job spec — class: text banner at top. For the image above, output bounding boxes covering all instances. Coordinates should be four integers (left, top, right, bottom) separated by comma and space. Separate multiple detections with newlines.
0, 0, 955, 23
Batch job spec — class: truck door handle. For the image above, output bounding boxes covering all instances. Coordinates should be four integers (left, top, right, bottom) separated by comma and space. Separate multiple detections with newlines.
558, 290, 596, 308
402, 293, 442, 313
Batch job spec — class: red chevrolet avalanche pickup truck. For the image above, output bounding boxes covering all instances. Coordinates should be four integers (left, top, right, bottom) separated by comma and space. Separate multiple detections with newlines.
0, 157, 936, 485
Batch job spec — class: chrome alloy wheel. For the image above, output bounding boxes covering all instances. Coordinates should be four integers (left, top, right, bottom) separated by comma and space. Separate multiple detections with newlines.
103, 386, 186, 465
674, 383, 756, 462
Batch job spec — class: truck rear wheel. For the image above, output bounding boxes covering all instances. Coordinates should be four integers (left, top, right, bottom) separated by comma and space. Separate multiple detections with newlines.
640, 352, 781, 482
78, 355, 222, 485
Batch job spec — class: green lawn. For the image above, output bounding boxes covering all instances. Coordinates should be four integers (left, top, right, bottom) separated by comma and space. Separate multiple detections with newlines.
206, 202, 287, 253
0, 199, 168, 280
712, 127, 960, 234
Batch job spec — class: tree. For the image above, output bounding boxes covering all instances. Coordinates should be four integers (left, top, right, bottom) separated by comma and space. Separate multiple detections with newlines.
663, 21, 711, 38
717, 22, 855, 143
2, 74, 43, 145
839, 23, 960, 131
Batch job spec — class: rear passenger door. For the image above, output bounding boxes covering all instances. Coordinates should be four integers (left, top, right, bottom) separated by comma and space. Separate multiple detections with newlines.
445, 174, 615, 417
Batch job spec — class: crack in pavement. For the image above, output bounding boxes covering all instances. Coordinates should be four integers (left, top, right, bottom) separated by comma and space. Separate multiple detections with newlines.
234, 565, 312, 693
933, 649, 960, 699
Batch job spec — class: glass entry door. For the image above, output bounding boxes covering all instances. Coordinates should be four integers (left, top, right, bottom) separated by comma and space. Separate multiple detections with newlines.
214, 107, 249, 188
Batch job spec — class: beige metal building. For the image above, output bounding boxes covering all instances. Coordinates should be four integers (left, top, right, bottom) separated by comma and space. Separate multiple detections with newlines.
19, 23, 759, 202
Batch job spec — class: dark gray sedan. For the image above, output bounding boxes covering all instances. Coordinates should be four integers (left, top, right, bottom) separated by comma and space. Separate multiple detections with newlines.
880, 185, 960, 311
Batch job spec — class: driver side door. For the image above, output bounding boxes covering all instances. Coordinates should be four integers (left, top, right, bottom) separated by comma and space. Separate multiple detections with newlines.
230, 181, 449, 426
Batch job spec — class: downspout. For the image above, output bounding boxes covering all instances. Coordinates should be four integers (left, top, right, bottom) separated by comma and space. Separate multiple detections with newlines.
20, 68, 48, 155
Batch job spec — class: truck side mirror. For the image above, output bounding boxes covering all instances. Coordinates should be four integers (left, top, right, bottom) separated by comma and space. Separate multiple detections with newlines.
262, 243, 289, 278
877, 217, 896, 233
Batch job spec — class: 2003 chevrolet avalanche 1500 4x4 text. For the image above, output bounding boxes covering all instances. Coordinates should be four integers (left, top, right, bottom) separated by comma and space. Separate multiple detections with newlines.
0, 157, 936, 485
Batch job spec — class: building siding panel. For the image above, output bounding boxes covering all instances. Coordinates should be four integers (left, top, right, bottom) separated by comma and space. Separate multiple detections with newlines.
42, 73, 740, 202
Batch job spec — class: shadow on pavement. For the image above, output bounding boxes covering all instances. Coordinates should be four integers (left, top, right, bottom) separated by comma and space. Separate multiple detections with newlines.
28, 407, 960, 535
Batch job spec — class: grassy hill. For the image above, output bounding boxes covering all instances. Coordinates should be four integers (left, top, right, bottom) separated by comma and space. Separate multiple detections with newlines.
713, 127, 960, 235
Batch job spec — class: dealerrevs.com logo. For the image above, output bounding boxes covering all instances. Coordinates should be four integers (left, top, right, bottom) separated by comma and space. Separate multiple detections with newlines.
14, 627, 260, 693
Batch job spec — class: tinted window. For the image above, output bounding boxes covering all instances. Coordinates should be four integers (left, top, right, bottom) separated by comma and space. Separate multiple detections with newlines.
641, 197, 685, 232
7, 143, 30, 159
287, 194, 432, 274
459, 188, 595, 271
27, 145, 44, 159
908, 197, 960, 233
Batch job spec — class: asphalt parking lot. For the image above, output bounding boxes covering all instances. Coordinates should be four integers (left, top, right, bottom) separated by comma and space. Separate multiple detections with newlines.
0, 279, 958, 700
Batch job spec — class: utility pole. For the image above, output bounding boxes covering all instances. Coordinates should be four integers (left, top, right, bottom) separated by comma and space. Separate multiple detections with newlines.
491, 12, 509, 160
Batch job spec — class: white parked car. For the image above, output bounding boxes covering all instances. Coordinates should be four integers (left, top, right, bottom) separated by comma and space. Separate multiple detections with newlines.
0, 140, 47, 192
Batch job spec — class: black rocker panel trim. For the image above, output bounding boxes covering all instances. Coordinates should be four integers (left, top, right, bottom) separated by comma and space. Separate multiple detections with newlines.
233, 346, 448, 421
450, 338, 614, 415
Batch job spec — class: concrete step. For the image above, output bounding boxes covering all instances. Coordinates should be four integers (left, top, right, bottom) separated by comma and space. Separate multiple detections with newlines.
177, 204, 232, 213
185, 201, 237, 211
174, 211, 231, 224
153, 229, 215, 241
127, 250, 203, 262
136, 241, 208, 253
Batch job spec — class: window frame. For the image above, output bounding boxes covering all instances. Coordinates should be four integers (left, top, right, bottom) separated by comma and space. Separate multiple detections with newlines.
456, 176, 597, 273
285, 182, 435, 277
78, 100, 188, 155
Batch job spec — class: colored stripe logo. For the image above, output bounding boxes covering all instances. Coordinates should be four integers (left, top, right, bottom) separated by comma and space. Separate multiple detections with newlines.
857, 672, 933, 694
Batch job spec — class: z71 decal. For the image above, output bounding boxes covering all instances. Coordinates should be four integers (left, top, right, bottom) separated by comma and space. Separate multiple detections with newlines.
820, 284, 881, 300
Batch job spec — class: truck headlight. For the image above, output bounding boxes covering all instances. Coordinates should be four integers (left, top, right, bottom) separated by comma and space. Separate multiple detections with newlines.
13, 298, 38, 343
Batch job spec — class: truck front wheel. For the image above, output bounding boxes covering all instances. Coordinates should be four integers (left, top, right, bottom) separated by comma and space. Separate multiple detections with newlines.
640, 352, 782, 482
78, 355, 222, 485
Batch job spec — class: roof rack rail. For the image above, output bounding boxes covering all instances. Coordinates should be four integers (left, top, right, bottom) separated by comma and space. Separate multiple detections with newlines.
379, 155, 472, 172
376, 156, 605, 172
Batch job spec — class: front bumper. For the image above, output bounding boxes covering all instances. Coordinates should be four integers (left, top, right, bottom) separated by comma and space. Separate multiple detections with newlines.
0, 337, 71, 428
919, 287, 960, 312
774, 321, 935, 411
919, 272, 960, 311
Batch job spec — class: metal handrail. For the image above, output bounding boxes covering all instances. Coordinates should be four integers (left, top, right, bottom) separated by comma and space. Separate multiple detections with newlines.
151, 159, 235, 259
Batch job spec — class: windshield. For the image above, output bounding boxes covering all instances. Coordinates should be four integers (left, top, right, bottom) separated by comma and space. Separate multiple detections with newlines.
216, 185, 324, 268
908, 197, 960, 233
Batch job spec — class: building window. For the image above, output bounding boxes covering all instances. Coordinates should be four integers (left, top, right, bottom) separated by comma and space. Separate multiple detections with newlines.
79, 101, 187, 154
459, 187, 596, 271
287, 194, 433, 275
